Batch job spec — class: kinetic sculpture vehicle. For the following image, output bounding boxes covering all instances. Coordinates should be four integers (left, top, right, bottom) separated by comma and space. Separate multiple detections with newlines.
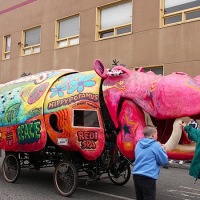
0, 61, 131, 197
0, 59, 198, 196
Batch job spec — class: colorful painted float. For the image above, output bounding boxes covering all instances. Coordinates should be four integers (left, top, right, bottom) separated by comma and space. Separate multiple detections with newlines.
0, 65, 131, 197
0, 59, 198, 196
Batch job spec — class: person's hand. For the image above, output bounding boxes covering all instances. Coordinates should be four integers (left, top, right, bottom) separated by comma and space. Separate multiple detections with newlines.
157, 142, 166, 150
161, 144, 166, 151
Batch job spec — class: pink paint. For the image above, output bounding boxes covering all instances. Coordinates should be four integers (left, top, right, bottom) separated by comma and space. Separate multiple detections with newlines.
0, 0, 36, 15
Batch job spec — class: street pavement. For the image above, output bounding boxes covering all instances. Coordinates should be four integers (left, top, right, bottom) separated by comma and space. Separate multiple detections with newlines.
168, 160, 191, 169
0, 150, 196, 200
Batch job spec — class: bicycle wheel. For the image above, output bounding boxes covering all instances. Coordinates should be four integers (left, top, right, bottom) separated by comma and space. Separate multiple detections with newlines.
108, 160, 131, 186
2, 153, 21, 183
54, 161, 77, 197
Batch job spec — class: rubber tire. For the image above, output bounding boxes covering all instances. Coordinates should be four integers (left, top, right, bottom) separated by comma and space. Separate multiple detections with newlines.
108, 162, 131, 186
2, 153, 21, 183
54, 160, 77, 197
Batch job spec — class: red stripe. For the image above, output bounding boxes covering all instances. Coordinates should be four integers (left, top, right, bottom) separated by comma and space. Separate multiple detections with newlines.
0, 0, 37, 15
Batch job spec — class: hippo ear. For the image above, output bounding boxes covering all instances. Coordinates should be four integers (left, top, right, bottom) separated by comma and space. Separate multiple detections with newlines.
137, 67, 144, 72
93, 59, 108, 79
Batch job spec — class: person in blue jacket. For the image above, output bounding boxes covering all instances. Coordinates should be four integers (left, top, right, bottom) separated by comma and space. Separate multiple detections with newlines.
133, 125, 168, 200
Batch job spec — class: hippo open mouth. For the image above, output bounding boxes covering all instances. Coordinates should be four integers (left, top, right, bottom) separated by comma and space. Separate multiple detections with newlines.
94, 59, 200, 160
153, 117, 195, 160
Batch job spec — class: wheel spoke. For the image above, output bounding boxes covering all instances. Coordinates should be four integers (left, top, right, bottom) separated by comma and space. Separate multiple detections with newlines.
108, 163, 131, 186
2, 154, 20, 183
54, 161, 77, 197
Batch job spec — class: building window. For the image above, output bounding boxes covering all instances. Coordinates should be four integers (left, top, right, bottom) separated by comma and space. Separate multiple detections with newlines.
96, 0, 132, 40
135, 66, 164, 75
73, 110, 100, 127
55, 14, 80, 48
2, 35, 11, 60
22, 26, 41, 55
160, 0, 200, 27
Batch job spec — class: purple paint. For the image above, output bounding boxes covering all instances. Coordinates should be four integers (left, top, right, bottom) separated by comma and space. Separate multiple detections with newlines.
0, 0, 37, 15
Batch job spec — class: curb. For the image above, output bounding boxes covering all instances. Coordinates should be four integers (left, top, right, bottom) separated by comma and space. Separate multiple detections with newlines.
168, 163, 190, 169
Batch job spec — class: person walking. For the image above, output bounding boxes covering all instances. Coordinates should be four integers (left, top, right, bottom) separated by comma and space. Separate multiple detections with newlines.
181, 121, 200, 181
133, 125, 168, 200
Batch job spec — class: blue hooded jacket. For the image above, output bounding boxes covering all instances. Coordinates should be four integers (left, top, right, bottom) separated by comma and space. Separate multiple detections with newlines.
133, 138, 168, 180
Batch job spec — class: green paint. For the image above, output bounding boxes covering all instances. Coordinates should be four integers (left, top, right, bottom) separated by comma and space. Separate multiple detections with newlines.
17, 120, 41, 144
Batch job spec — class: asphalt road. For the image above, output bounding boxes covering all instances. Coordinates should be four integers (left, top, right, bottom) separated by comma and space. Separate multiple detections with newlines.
0, 154, 200, 200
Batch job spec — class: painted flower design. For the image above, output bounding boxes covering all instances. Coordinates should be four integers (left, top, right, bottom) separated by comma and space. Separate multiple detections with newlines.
50, 83, 69, 98
68, 73, 96, 94
61, 73, 79, 84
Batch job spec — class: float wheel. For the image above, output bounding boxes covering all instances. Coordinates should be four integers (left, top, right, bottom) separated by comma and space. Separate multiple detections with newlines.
108, 159, 131, 186
54, 161, 77, 197
2, 153, 21, 183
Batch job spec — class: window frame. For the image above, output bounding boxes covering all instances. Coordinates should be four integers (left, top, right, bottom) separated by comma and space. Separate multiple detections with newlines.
2, 34, 11, 60
160, 0, 200, 27
21, 25, 41, 56
96, 0, 132, 41
134, 65, 164, 75
73, 109, 100, 128
55, 14, 80, 49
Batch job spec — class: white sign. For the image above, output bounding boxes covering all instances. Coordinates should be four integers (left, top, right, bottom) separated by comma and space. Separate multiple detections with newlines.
57, 138, 68, 146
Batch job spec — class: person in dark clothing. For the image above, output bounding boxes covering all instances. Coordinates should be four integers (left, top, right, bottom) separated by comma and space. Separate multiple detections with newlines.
133, 126, 168, 200
178, 118, 199, 165
181, 121, 200, 181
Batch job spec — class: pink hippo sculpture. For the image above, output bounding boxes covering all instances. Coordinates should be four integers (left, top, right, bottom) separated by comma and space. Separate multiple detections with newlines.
94, 59, 199, 160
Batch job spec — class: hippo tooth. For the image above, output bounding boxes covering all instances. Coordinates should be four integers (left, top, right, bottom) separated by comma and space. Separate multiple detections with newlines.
165, 118, 182, 151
